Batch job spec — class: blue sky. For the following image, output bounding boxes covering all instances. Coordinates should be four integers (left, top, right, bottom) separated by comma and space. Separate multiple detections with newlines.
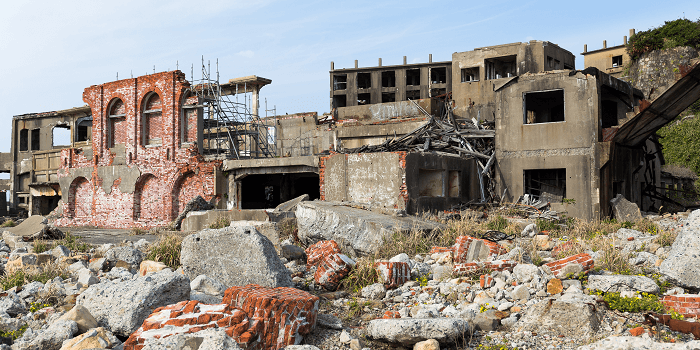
1, 0, 698, 155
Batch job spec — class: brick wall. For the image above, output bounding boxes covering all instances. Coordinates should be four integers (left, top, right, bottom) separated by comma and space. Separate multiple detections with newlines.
661, 294, 700, 318
56, 71, 221, 229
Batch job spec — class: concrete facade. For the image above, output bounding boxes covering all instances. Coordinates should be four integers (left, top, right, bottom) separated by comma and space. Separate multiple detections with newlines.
494, 69, 656, 220
319, 151, 479, 214
582, 30, 634, 78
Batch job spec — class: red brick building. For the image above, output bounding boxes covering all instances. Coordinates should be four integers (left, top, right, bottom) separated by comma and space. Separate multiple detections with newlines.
55, 71, 222, 228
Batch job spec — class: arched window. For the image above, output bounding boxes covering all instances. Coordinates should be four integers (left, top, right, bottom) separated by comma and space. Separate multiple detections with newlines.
141, 92, 162, 145
107, 98, 126, 148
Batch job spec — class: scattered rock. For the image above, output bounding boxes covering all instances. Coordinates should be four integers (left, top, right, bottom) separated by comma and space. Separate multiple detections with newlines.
59, 326, 119, 350
362, 283, 387, 300
515, 298, 601, 337
587, 275, 660, 294
610, 194, 643, 223
104, 246, 144, 273
138, 260, 167, 276
57, 305, 98, 334
659, 210, 700, 290
414, 338, 440, 350
281, 244, 306, 261
190, 275, 227, 296
546, 278, 563, 294
366, 318, 474, 346
316, 313, 343, 330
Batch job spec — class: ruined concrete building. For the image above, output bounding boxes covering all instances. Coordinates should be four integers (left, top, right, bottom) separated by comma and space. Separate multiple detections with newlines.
582, 29, 635, 78
2, 39, 699, 225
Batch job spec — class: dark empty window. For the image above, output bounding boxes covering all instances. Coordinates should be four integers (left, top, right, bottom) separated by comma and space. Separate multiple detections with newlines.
381, 71, 395, 87
431, 88, 446, 97
53, 125, 71, 147
406, 90, 421, 100
357, 73, 371, 89
19, 129, 28, 152
524, 168, 566, 202
418, 169, 444, 197
431, 67, 447, 84
524, 89, 565, 124
333, 94, 347, 108
602, 100, 618, 128
31, 129, 40, 150
547, 56, 561, 70
382, 92, 395, 103
357, 93, 371, 105
76, 118, 92, 142
333, 74, 347, 90
485, 55, 516, 80
406, 69, 421, 86
461, 67, 479, 82
612, 55, 623, 68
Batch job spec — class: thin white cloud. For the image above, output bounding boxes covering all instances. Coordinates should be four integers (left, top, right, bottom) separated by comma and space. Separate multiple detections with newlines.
237, 50, 255, 58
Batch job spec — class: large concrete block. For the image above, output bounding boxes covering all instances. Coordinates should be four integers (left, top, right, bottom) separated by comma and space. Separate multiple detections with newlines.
295, 201, 443, 257
610, 194, 642, 223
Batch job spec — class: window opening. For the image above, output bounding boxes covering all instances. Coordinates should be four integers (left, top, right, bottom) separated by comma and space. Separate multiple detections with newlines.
612, 55, 623, 68
406, 69, 421, 86
19, 129, 28, 152
524, 168, 566, 202
381, 92, 395, 103
418, 169, 444, 197
524, 89, 565, 124
602, 100, 618, 128
333, 74, 347, 90
142, 92, 163, 145
461, 67, 479, 82
431, 67, 447, 84
485, 55, 516, 80
431, 88, 446, 98
357, 73, 371, 89
381, 71, 395, 87
333, 94, 347, 108
31, 129, 40, 150
108, 98, 126, 148
406, 90, 421, 100
357, 93, 371, 105
547, 56, 561, 70
76, 118, 92, 142
52, 125, 71, 147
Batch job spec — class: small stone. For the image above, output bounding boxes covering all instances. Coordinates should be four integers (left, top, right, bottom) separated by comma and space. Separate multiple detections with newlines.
361, 283, 387, 300
629, 326, 645, 336
414, 339, 440, 350
547, 278, 563, 294
339, 329, 353, 344
138, 260, 167, 276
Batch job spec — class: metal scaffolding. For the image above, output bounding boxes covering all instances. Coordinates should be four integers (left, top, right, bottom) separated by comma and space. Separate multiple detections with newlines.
187, 58, 276, 159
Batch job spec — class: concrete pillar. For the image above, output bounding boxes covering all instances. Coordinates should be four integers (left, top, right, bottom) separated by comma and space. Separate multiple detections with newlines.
378, 58, 382, 67
584, 44, 587, 53
331, 61, 334, 70
603, 40, 607, 49
252, 86, 260, 117
429, 54, 433, 63
354, 60, 358, 69
624, 36, 628, 45
0, 192, 6, 216
403, 56, 407, 65
630, 29, 635, 37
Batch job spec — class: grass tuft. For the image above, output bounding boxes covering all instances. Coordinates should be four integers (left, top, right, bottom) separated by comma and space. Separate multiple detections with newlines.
146, 233, 184, 269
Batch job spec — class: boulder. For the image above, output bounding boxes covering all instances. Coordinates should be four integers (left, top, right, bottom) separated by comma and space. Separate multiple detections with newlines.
610, 194, 643, 223
296, 201, 443, 257
0, 291, 26, 317
59, 327, 119, 350
190, 275, 227, 296
512, 264, 540, 283
514, 298, 601, 337
57, 305, 98, 334
138, 260, 167, 276
361, 283, 387, 300
104, 246, 144, 273
414, 339, 440, 350
366, 318, 474, 346
140, 328, 243, 350
14, 320, 77, 350
587, 275, 660, 294
659, 209, 700, 290
281, 244, 306, 261
180, 226, 292, 288
76, 269, 190, 337
317, 313, 343, 330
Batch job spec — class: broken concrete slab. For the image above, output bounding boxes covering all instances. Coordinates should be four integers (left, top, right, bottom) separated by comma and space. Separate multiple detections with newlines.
180, 225, 292, 288
296, 201, 443, 257
610, 194, 643, 223
229, 220, 280, 248
514, 298, 601, 337
180, 209, 269, 232
659, 209, 700, 290
274, 194, 309, 213
2, 215, 48, 250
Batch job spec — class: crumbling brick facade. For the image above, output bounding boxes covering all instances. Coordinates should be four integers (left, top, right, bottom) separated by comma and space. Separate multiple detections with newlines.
55, 71, 221, 228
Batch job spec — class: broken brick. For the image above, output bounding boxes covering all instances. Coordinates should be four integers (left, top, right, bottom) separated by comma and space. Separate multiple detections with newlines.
374, 261, 411, 289
314, 253, 355, 291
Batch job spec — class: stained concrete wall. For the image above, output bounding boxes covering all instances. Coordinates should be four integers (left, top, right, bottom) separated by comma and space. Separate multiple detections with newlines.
452, 41, 575, 122
495, 71, 599, 220
336, 99, 435, 121
321, 151, 479, 214
583, 45, 629, 78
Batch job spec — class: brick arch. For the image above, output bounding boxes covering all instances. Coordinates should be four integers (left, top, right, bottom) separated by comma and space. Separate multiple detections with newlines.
107, 97, 126, 148
68, 177, 92, 218
141, 91, 163, 145
133, 174, 162, 222
172, 172, 206, 219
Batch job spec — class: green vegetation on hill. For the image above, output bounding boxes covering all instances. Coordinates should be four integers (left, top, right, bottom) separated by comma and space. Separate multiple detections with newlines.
627, 18, 700, 60
657, 114, 700, 191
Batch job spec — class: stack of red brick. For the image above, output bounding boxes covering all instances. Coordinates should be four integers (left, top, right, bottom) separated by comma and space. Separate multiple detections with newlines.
124, 284, 319, 350
374, 261, 411, 288
305, 240, 355, 291
543, 253, 594, 276
429, 235, 515, 276
661, 294, 700, 318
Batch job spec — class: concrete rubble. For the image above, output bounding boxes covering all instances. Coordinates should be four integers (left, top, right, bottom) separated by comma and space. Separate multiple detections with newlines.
0, 209, 698, 349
